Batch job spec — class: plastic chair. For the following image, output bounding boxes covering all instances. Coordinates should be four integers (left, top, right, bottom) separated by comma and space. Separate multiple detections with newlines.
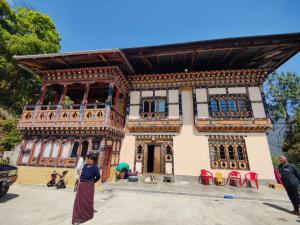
214, 171, 225, 185
274, 168, 283, 185
243, 172, 259, 189
199, 169, 214, 185
227, 171, 242, 187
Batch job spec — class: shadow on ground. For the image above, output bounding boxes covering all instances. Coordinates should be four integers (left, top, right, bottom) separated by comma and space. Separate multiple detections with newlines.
0, 193, 19, 203
263, 202, 291, 214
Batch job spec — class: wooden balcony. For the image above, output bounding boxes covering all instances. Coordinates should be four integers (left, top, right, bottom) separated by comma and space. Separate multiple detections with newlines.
127, 113, 182, 132
195, 118, 272, 132
18, 104, 125, 136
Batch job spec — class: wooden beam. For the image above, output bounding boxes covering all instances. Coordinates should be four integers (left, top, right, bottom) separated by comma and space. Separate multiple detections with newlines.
97, 55, 110, 66
227, 48, 248, 67
56, 58, 69, 65
219, 49, 232, 66
190, 51, 198, 70
208, 50, 216, 65
140, 54, 154, 71
21, 60, 44, 70
126, 43, 294, 59
119, 50, 135, 74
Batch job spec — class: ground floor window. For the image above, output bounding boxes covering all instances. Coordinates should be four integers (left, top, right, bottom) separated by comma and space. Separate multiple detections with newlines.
208, 135, 249, 170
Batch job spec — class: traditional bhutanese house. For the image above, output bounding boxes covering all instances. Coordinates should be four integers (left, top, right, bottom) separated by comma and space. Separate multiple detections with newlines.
14, 33, 300, 182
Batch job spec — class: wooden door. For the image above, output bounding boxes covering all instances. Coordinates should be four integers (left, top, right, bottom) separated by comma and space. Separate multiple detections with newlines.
154, 145, 161, 173
101, 147, 112, 182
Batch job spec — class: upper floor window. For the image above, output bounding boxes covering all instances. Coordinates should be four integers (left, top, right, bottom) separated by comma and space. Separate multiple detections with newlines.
141, 97, 167, 119
209, 94, 251, 119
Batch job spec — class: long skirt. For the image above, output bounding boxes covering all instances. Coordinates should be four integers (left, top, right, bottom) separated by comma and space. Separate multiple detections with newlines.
72, 181, 95, 224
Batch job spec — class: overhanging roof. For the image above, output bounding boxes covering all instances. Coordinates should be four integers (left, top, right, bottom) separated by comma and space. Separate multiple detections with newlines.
14, 32, 300, 75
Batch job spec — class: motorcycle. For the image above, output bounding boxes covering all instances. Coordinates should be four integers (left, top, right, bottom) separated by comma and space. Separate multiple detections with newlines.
46, 170, 68, 189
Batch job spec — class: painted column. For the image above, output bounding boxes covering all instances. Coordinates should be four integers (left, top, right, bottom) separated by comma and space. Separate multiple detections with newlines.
38, 83, 47, 105
114, 88, 120, 113
57, 84, 68, 118
105, 83, 114, 124
59, 84, 68, 105
80, 83, 90, 119
82, 83, 90, 105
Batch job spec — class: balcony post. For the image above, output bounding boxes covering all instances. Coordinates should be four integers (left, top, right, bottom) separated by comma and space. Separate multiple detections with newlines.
82, 83, 90, 105
80, 83, 90, 120
59, 84, 68, 105
114, 88, 120, 113
37, 83, 47, 105
105, 83, 114, 124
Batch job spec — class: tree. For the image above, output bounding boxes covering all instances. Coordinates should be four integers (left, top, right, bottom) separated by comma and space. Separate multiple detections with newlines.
285, 109, 300, 168
0, 118, 21, 152
264, 71, 300, 167
0, 0, 61, 114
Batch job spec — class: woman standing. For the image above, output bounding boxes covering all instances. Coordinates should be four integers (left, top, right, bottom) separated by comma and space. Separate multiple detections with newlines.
72, 153, 100, 224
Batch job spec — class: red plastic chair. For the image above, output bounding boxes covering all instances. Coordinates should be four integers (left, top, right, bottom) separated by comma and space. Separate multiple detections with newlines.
274, 168, 283, 185
199, 169, 214, 185
227, 171, 242, 187
244, 172, 259, 189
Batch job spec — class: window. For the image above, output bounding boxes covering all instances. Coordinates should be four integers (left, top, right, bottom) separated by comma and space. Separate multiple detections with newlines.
229, 99, 237, 112
166, 146, 172, 155
141, 97, 167, 119
238, 100, 247, 112
210, 99, 219, 112
92, 141, 100, 150
209, 145, 217, 161
70, 142, 79, 158
208, 94, 251, 118
237, 145, 244, 160
137, 145, 143, 154
157, 99, 166, 113
220, 99, 228, 112
228, 145, 235, 160
219, 145, 226, 159
209, 136, 249, 170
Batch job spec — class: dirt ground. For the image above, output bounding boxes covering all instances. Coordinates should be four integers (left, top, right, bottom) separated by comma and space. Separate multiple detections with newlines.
0, 184, 299, 225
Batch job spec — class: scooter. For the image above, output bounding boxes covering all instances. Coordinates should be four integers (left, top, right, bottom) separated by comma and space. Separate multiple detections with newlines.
46, 170, 68, 189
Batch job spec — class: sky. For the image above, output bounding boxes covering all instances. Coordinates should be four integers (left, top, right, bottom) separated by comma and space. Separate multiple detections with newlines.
11, 0, 300, 74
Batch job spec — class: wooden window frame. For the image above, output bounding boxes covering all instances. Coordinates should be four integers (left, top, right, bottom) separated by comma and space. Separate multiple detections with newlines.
208, 94, 252, 119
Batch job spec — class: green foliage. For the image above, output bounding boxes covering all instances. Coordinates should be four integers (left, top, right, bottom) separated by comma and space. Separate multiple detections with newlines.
63, 96, 74, 105
285, 109, 300, 169
264, 71, 300, 123
0, 118, 21, 151
0, 157, 10, 165
271, 154, 281, 167
264, 72, 300, 169
0, 0, 61, 114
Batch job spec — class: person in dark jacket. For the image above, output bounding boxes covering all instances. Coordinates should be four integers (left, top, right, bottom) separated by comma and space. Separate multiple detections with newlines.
72, 153, 100, 224
278, 155, 300, 215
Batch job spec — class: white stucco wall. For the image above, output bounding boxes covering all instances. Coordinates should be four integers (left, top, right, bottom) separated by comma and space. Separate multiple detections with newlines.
119, 134, 136, 170
173, 88, 211, 176
245, 133, 275, 180
168, 89, 179, 103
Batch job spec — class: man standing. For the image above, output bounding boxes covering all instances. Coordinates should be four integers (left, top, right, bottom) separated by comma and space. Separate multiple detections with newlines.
279, 155, 300, 215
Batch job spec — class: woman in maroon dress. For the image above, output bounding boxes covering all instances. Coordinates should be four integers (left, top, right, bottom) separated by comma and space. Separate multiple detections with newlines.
72, 153, 100, 224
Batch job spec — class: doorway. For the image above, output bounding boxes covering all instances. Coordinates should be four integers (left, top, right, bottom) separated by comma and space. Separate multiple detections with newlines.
146, 145, 161, 173
81, 141, 89, 158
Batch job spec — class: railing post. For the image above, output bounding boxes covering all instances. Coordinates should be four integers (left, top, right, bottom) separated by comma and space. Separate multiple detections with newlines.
105, 83, 114, 125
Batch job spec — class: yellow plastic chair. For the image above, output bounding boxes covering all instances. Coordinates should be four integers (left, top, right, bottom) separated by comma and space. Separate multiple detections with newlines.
215, 171, 225, 185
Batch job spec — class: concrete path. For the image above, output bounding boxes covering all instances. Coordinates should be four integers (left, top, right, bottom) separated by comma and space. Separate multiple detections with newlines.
0, 184, 299, 225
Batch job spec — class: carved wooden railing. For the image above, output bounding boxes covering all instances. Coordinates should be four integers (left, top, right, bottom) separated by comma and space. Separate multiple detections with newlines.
19, 103, 125, 131
140, 112, 168, 120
